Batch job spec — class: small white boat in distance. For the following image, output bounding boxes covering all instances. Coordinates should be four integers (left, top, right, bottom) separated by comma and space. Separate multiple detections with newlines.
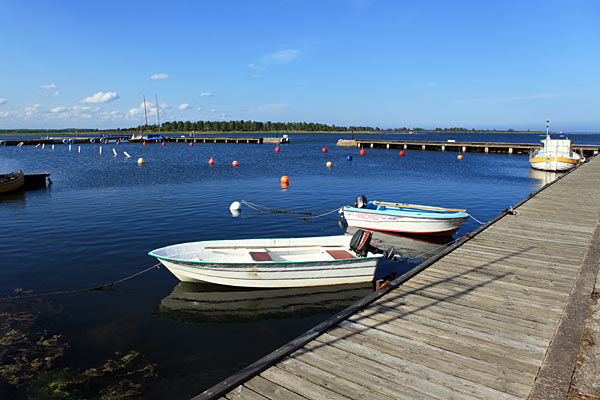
529, 120, 581, 171
341, 196, 469, 236
148, 231, 385, 288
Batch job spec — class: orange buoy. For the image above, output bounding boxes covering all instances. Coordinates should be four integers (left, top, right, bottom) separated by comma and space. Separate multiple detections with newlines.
189, 142, 194, 147
116, 140, 120, 145
457, 154, 463, 160
275, 146, 280, 152
322, 147, 327, 153
399, 150, 405, 157
326, 161, 332, 167
280, 175, 289, 184
232, 160, 238, 166
359, 149, 366, 155
209, 157, 214, 165
161, 142, 166, 146
143, 141, 147, 146
104, 140, 108, 144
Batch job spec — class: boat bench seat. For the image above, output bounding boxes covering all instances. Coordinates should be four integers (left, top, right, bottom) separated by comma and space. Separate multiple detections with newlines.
250, 251, 273, 262
326, 250, 356, 260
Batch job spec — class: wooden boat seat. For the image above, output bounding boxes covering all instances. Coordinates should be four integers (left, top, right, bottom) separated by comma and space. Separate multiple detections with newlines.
326, 250, 356, 260
250, 251, 273, 262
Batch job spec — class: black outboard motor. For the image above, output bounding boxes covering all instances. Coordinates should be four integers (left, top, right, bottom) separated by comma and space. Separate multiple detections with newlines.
353, 195, 368, 209
350, 228, 401, 260
349, 229, 373, 257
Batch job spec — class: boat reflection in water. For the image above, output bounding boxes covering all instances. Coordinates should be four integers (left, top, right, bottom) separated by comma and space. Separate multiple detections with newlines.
155, 281, 372, 324
528, 168, 564, 187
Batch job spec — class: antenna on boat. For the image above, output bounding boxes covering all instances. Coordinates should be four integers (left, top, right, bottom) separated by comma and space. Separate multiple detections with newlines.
546, 119, 550, 139
143, 95, 149, 133
155, 94, 161, 133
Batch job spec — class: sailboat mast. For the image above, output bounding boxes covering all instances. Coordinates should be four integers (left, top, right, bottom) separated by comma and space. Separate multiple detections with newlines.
143, 95, 149, 132
155, 94, 161, 133
546, 119, 549, 139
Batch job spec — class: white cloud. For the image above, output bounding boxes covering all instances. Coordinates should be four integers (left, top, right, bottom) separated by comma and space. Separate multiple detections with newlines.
80, 91, 119, 104
178, 103, 189, 110
40, 84, 57, 89
196, 106, 202, 111
210, 108, 216, 112
150, 73, 170, 80
199, 92, 213, 97
25, 104, 40, 116
261, 49, 300, 65
126, 101, 157, 119
51, 106, 67, 113
0, 98, 6, 105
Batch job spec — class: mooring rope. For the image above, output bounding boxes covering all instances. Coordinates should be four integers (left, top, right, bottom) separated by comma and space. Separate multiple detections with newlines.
240, 200, 340, 219
468, 213, 485, 224
1, 263, 161, 302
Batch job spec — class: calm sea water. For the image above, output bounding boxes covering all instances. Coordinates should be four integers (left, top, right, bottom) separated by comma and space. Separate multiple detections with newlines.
1, 132, 599, 398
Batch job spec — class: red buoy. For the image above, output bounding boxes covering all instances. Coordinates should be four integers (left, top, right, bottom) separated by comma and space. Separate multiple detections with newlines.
116, 140, 120, 145
232, 160, 239, 166
275, 147, 280, 152
322, 147, 327, 153
189, 142, 194, 147
161, 142, 166, 146
209, 157, 214, 165
399, 150, 405, 157
143, 141, 147, 146
360, 149, 366, 155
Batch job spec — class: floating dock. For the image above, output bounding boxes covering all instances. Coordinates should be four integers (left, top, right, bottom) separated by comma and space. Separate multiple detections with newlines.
337, 139, 600, 157
198, 156, 600, 399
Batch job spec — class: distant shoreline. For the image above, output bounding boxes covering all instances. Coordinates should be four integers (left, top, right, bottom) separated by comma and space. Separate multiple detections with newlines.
1, 130, 599, 136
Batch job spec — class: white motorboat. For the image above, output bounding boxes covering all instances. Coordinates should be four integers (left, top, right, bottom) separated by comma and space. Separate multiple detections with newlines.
529, 120, 581, 171
341, 196, 469, 236
148, 230, 386, 288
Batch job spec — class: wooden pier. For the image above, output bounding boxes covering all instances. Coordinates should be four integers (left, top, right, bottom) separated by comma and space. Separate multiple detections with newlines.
337, 139, 600, 157
198, 156, 600, 400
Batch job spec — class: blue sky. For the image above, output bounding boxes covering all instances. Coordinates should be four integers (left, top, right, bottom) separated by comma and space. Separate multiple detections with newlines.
1, 0, 598, 131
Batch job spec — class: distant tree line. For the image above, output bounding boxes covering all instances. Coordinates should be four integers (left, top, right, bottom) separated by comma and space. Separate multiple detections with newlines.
0, 122, 537, 134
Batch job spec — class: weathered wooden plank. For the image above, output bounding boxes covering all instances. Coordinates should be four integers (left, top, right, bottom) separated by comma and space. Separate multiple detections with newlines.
225, 385, 269, 400
308, 334, 532, 397
362, 303, 551, 347
244, 376, 307, 400
317, 327, 523, 399
295, 341, 440, 399
261, 366, 351, 400
408, 273, 566, 312
276, 357, 395, 400
374, 293, 554, 340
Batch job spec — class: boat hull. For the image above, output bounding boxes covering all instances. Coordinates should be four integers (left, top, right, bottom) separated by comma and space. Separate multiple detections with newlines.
529, 156, 580, 172
149, 235, 382, 288
341, 202, 468, 236
0, 171, 25, 194
156, 257, 379, 288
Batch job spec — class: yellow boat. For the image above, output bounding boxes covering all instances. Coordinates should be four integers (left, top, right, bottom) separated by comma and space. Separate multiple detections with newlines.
0, 171, 25, 194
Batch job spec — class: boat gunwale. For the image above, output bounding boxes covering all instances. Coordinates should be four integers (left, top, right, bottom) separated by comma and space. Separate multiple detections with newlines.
148, 252, 382, 265
342, 205, 468, 218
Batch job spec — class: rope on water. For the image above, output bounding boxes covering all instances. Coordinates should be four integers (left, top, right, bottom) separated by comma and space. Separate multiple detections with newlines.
240, 200, 340, 219
0, 263, 161, 302
468, 213, 485, 224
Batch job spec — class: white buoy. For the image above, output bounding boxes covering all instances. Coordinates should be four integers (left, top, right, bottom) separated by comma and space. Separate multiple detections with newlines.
112, 148, 117, 157
137, 157, 145, 165
124, 151, 131, 158
99, 146, 102, 155
229, 201, 242, 217
51, 144, 55, 150
69, 144, 72, 151
42, 143, 45, 149
78, 146, 81, 153
35, 143, 40, 148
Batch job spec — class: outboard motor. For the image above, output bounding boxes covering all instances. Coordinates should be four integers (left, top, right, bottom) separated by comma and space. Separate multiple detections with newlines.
353, 195, 368, 209
350, 228, 401, 260
350, 229, 373, 257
